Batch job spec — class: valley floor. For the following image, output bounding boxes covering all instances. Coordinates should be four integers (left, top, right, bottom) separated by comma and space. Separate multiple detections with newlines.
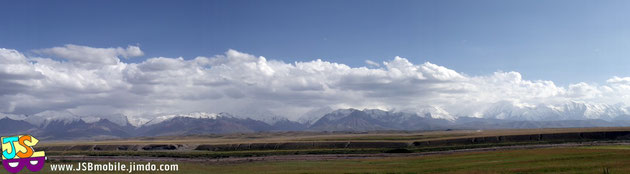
12, 144, 630, 173
191, 145, 630, 174
21, 127, 630, 173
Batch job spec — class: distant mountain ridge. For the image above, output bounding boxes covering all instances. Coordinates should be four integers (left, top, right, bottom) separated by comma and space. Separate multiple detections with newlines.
483, 101, 630, 121
309, 108, 450, 131
3, 102, 630, 140
142, 113, 284, 136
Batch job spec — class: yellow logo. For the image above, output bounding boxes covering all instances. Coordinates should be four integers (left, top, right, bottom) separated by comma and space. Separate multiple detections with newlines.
1, 135, 46, 173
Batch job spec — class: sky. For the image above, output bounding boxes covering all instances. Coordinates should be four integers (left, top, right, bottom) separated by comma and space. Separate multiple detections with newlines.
3, 0, 630, 85
2, 0, 630, 122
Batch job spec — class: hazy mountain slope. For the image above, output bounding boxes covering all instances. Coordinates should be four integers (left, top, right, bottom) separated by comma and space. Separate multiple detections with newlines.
137, 116, 274, 136
298, 107, 334, 125
453, 116, 630, 129
0, 117, 36, 135
34, 119, 135, 140
271, 119, 307, 131
310, 109, 389, 131
309, 109, 451, 131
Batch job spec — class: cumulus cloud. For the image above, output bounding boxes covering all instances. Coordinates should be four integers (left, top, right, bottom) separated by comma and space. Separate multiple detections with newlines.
2, 45, 630, 122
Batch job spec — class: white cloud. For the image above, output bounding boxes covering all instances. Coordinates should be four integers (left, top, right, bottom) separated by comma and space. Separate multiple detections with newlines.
2, 45, 630, 121
34, 44, 143, 65
365, 60, 380, 67
567, 82, 602, 99
607, 76, 630, 84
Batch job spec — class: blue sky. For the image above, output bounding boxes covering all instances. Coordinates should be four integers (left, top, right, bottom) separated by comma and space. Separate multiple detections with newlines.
2, 0, 630, 85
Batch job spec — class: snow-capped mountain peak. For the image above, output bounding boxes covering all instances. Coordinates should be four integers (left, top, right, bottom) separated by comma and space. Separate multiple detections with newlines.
79, 113, 132, 126
231, 109, 286, 125
417, 105, 456, 121
143, 112, 220, 126
298, 106, 334, 125
482, 101, 630, 121
0, 113, 27, 120
26, 110, 80, 126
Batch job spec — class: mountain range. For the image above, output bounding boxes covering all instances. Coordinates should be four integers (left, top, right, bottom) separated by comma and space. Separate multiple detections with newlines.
2, 101, 630, 140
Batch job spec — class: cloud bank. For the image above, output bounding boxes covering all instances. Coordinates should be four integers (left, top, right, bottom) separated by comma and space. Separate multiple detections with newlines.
1, 45, 630, 122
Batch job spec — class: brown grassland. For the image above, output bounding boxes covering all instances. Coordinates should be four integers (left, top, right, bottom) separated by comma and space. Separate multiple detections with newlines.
17, 127, 630, 173
40, 127, 630, 146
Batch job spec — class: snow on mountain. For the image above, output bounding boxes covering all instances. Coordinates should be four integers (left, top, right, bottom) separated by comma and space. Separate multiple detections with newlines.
317, 108, 427, 123
298, 107, 334, 125
416, 105, 456, 121
5, 100, 630, 132
26, 110, 80, 126
262, 116, 292, 125
232, 109, 286, 125
23, 111, 134, 127
80, 113, 131, 126
318, 108, 358, 122
483, 101, 630, 121
0, 113, 27, 120
127, 117, 151, 127
310, 108, 452, 131
558, 102, 629, 120
143, 112, 220, 126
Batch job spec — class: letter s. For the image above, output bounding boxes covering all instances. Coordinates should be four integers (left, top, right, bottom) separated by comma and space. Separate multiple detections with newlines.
17, 135, 34, 158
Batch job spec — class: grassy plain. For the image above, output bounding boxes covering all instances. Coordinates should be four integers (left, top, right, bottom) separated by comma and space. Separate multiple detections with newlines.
9, 145, 630, 173
21, 127, 630, 173
192, 147, 630, 174
40, 127, 630, 146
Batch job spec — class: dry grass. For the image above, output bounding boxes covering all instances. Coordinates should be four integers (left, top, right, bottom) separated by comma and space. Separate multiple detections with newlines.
40, 127, 630, 147
24, 146, 630, 173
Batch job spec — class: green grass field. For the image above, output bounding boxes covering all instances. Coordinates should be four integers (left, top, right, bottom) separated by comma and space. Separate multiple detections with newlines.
8, 145, 630, 174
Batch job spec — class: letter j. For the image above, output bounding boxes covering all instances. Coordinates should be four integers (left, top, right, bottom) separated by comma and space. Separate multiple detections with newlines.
2, 136, 19, 159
